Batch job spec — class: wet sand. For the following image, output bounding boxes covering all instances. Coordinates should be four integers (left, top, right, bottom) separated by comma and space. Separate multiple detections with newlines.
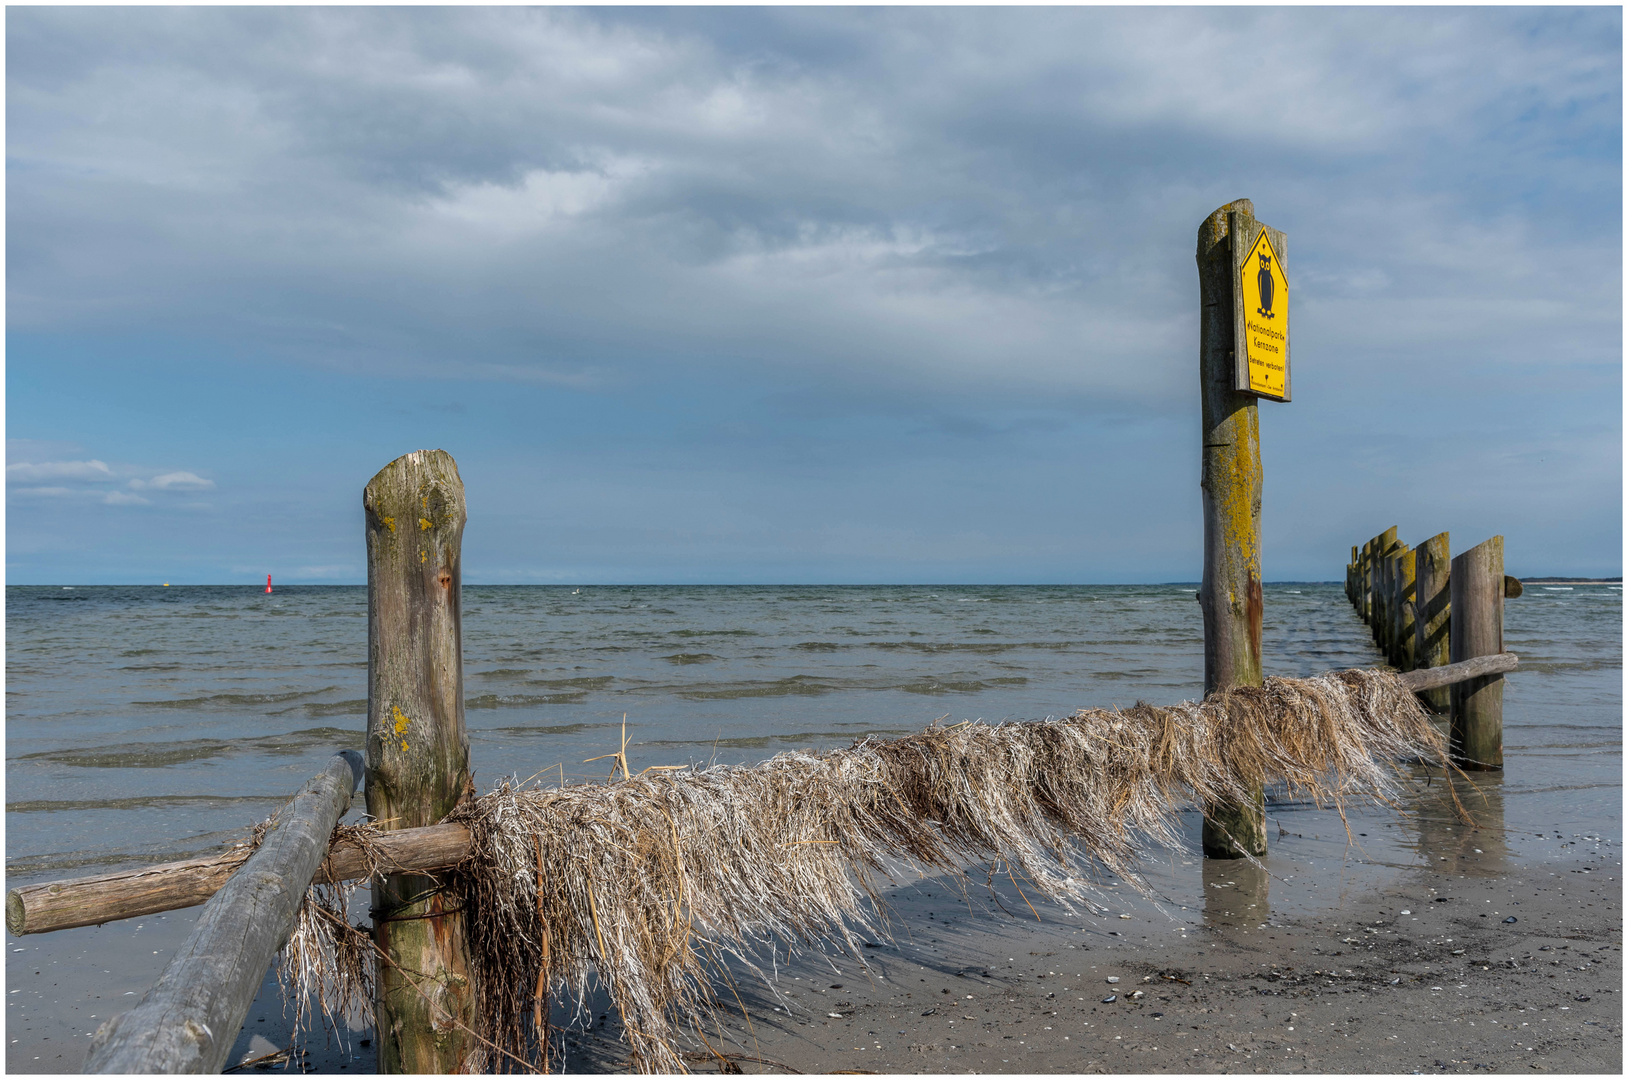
559, 795, 1622, 1076
15, 799, 1617, 1075
654, 853, 1621, 1075
8, 786, 1620, 1074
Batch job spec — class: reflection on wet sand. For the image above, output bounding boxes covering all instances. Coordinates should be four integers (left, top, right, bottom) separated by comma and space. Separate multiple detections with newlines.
1202, 857, 1270, 928
1413, 767, 1509, 876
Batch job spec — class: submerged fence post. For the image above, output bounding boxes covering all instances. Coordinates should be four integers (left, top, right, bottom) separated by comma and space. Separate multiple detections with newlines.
1357, 538, 1371, 622
1450, 535, 1505, 770
1374, 529, 1399, 652
364, 450, 478, 1071
1413, 532, 1452, 712
1196, 199, 1267, 858
1354, 540, 1367, 625
1385, 542, 1410, 668
1378, 544, 1395, 658
1394, 542, 1416, 671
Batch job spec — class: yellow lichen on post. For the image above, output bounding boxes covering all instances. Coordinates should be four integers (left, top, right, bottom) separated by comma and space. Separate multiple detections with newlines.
1196, 200, 1266, 858
363, 449, 478, 1073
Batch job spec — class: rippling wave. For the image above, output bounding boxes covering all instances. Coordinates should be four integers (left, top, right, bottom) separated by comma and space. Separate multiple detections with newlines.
5, 582, 1618, 877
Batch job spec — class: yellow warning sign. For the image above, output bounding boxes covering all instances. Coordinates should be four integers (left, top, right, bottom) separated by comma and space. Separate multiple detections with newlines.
1237, 228, 1289, 399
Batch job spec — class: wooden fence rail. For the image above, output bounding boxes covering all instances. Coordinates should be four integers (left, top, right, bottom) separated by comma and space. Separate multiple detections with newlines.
80, 751, 363, 1074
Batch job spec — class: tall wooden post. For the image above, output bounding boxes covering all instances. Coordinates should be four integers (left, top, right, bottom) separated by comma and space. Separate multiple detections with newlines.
1377, 546, 1394, 654
364, 450, 478, 1072
1387, 544, 1409, 666
1450, 535, 1504, 770
1197, 199, 1266, 859
1394, 542, 1415, 670
1359, 539, 1373, 622
1365, 539, 1378, 627
1373, 529, 1398, 647
1413, 532, 1452, 712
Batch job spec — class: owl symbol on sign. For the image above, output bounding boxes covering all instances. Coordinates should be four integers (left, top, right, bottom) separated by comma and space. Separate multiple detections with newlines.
1256, 251, 1276, 319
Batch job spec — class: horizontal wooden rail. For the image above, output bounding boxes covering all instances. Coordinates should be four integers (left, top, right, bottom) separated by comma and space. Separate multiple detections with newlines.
7, 821, 472, 937
1395, 651, 1517, 693
11, 656, 1519, 940
84, 750, 364, 1074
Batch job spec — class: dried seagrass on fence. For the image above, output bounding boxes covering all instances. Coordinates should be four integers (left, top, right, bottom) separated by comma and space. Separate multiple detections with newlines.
281, 667, 1453, 1073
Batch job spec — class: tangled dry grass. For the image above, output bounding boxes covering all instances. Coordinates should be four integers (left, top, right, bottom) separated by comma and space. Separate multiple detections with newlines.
280, 667, 1452, 1072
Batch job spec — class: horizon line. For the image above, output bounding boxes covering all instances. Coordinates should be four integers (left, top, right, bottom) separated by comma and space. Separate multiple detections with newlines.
16, 578, 1624, 588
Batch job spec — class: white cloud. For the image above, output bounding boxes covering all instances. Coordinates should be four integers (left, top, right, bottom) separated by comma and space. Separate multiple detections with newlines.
1, 9, 1618, 582
5, 7, 1616, 410
7, 459, 114, 483
144, 471, 215, 491
7, 448, 215, 504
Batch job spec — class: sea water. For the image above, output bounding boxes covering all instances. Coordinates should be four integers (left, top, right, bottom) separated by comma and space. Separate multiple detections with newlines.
4, 582, 1621, 1070
6, 582, 1620, 879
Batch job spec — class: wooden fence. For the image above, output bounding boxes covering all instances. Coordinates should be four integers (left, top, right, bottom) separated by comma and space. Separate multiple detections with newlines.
1345, 529, 1519, 770
7, 450, 1526, 1074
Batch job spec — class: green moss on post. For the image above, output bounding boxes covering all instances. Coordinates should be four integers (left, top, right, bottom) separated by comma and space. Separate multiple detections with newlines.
1196, 200, 1266, 859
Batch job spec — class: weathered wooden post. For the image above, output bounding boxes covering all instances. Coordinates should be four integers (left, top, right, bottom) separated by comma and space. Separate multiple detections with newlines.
1372, 542, 1387, 648
1413, 532, 1452, 712
1373, 528, 1397, 636
1368, 536, 1380, 623
1196, 198, 1288, 859
364, 450, 478, 1072
1377, 545, 1394, 656
1386, 543, 1410, 667
1450, 535, 1504, 770
1358, 538, 1373, 621
1394, 542, 1416, 671
1365, 539, 1378, 628
1375, 533, 1401, 653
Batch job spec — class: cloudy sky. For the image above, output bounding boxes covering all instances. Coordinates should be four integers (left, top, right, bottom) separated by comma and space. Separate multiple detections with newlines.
7, 7, 1621, 584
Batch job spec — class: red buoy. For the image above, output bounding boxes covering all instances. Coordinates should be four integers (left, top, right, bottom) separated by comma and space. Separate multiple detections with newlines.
266, 574, 273, 594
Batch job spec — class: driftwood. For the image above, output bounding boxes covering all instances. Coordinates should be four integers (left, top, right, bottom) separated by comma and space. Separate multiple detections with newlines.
82, 751, 363, 1074
7, 823, 473, 937
1397, 651, 1517, 693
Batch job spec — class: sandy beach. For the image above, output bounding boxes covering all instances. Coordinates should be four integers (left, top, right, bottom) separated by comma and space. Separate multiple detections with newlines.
653, 850, 1621, 1075
558, 794, 1623, 1076
9, 784, 1620, 1075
